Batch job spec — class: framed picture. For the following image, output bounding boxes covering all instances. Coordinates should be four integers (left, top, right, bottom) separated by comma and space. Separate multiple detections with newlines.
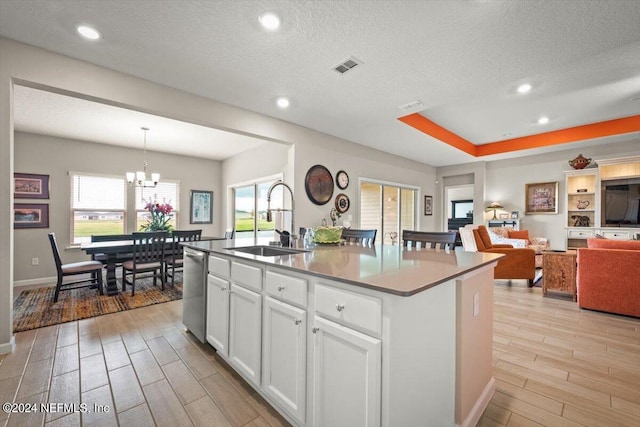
499, 213, 510, 219
511, 211, 519, 219
14, 203, 49, 229
14, 173, 50, 199
190, 190, 213, 224
525, 181, 558, 214
424, 195, 433, 216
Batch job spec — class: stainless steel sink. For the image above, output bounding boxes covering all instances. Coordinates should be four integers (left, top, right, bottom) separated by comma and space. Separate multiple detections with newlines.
225, 245, 308, 257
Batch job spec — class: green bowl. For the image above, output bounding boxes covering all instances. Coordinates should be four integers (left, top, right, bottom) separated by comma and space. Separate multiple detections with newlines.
313, 226, 343, 243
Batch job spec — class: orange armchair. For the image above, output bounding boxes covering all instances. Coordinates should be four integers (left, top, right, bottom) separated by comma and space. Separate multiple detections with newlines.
472, 226, 536, 286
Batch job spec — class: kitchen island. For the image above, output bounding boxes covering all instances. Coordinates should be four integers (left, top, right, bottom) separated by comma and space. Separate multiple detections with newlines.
183, 239, 502, 427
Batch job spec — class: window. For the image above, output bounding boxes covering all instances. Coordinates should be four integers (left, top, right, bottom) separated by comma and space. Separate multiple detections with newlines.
233, 177, 282, 239
360, 180, 417, 244
135, 181, 180, 231
70, 172, 126, 244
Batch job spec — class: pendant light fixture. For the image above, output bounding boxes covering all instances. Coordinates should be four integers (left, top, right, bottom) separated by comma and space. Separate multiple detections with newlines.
126, 127, 160, 188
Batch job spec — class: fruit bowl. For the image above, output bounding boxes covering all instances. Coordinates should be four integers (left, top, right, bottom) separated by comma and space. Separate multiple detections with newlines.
312, 226, 343, 244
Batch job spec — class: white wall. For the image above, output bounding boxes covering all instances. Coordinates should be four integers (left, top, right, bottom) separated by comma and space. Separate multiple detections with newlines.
484, 141, 640, 249
13, 132, 222, 284
0, 37, 437, 352
440, 140, 640, 250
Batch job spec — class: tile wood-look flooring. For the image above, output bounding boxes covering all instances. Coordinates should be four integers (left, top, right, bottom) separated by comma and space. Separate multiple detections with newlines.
0, 283, 638, 427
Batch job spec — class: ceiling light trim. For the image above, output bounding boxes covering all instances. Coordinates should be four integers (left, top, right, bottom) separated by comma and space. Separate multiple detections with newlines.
398, 113, 640, 158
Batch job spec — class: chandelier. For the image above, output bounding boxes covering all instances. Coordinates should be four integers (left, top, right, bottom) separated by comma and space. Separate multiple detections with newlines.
126, 127, 160, 188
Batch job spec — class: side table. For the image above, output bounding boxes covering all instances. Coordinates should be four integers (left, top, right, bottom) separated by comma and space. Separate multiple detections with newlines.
542, 250, 577, 301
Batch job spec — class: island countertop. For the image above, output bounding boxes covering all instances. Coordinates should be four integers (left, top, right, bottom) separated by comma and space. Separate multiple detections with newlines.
183, 238, 502, 296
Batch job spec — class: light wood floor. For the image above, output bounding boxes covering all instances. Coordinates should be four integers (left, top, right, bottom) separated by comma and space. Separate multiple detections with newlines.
1, 283, 638, 427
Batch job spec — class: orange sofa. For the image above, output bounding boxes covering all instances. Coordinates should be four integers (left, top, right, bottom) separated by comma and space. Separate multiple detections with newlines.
577, 239, 640, 317
472, 226, 536, 286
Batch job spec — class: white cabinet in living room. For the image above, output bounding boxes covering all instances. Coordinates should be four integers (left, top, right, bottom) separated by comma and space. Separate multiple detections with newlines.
206, 274, 230, 356
229, 283, 262, 387
262, 296, 307, 424
311, 315, 381, 427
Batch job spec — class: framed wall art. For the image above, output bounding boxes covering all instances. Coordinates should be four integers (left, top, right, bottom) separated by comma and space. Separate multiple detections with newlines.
525, 181, 558, 214
424, 195, 433, 216
14, 203, 49, 229
14, 173, 50, 199
190, 190, 213, 224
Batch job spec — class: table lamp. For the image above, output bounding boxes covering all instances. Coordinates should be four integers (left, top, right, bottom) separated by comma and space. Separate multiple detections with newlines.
486, 202, 504, 220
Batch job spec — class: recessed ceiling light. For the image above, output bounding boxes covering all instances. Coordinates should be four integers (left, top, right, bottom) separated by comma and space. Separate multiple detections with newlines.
259, 12, 281, 30
77, 25, 100, 40
537, 116, 550, 125
517, 83, 532, 94
276, 97, 290, 108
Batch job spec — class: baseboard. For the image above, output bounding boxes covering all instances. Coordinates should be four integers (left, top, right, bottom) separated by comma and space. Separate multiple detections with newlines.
14, 276, 57, 289
0, 336, 16, 355
457, 376, 496, 427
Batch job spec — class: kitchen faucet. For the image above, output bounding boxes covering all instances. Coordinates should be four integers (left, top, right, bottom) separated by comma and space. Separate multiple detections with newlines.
266, 180, 295, 246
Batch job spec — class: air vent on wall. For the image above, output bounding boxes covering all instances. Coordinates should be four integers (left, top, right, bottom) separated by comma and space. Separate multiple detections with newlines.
398, 100, 424, 112
332, 57, 362, 74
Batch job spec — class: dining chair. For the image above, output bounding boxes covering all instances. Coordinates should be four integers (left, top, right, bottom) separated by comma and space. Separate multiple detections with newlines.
341, 228, 377, 245
122, 231, 167, 296
402, 230, 457, 250
164, 229, 202, 286
48, 233, 104, 302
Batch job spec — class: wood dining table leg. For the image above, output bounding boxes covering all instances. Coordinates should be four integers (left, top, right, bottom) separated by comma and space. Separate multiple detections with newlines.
104, 253, 119, 296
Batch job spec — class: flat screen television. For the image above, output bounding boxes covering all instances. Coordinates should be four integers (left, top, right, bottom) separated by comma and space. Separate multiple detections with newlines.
602, 177, 640, 227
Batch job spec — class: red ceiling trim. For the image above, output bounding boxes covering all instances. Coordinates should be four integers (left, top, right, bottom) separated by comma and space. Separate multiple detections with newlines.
398, 113, 640, 157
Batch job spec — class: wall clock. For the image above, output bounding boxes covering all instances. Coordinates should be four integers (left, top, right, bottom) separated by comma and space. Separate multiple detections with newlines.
305, 164, 334, 205
336, 170, 349, 190
335, 193, 350, 213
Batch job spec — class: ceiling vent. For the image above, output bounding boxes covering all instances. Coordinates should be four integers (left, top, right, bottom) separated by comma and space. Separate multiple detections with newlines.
332, 57, 362, 74
398, 100, 424, 112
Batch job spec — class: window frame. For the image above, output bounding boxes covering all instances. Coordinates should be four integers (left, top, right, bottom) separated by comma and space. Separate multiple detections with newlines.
231, 174, 283, 239
69, 171, 127, 245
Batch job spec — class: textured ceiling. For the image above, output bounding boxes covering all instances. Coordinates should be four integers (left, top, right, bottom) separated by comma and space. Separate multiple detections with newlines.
1, 0, 639, 166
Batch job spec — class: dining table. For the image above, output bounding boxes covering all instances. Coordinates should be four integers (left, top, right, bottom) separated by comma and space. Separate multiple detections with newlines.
81, 236, 227, 296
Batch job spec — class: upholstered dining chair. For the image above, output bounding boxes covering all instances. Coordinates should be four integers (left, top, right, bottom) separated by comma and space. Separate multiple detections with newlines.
164, 229, 202, 286
341, 228, 377, 245
48, 233, 104, 302
402, 230, 457, 250
122, 231, 167, 296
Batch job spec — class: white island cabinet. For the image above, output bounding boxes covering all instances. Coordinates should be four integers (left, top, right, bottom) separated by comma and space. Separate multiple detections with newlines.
192, 241, 500, 427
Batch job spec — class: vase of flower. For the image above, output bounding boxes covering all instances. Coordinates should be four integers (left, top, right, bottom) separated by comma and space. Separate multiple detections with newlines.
140, 198, 174, 233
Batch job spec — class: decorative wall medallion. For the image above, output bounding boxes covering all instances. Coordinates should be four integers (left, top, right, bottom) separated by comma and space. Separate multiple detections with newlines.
305, 165, 334, 205
335, 193, 350, 213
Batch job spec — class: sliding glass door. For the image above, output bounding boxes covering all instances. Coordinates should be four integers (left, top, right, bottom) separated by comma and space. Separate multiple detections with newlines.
233, 177, 282, 239
360, 181, 417, 244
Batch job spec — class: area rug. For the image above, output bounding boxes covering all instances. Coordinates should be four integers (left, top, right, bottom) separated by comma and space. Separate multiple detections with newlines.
13, 277, 182, 332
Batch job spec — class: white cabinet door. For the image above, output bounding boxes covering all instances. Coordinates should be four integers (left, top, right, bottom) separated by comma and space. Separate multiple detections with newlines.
262, 296, 307, 424
312, 316, 381, 427
206, 274, 230, 357
229, 283, 262, 387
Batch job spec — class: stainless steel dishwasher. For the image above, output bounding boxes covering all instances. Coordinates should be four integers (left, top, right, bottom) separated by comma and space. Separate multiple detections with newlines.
182, 247, 207, 343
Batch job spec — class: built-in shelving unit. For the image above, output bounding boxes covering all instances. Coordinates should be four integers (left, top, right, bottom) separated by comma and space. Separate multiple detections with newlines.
564, 155, 640, 249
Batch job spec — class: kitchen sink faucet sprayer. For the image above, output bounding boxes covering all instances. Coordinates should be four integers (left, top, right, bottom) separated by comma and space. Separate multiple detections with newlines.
266, 180, 295, 246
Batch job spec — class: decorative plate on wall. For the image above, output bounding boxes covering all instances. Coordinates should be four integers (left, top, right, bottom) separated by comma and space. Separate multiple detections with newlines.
305, 164, 334, 205
335, 193, 350, 213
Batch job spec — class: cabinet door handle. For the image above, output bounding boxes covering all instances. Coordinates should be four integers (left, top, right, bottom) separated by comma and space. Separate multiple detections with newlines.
312, 327, 320, 334
336, 304, 345, 312
277, 285, 285, 291
294, 319, 302, 325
